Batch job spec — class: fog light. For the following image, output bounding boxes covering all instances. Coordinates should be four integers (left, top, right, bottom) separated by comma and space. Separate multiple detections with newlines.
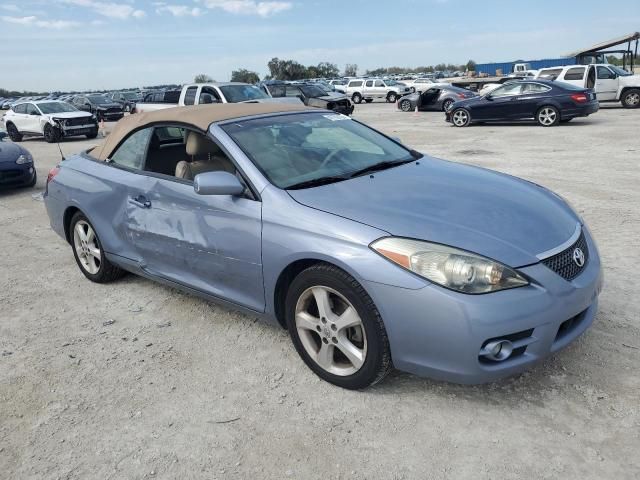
483, 340, 513, 361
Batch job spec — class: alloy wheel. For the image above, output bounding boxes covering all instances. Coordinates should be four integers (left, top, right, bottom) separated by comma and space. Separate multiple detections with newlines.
452, 109, 469, 126
73, 220, 101, 275
625, 92, 640, 107
538, 107, 557, 126
401, 100, 412, 112
294, 286, 367, 376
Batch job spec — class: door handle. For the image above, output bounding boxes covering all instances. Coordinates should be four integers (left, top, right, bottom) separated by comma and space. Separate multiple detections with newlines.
129, 195, 151, 208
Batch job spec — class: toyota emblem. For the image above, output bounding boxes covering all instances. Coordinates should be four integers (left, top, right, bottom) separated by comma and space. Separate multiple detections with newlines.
572, 248, 585, 267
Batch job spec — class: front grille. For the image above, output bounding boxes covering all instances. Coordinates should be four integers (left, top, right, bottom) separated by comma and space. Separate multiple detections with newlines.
541, 231, 589, 280
64, 117, 93, 126
105, 108, 122, 114
0, 170, 22, 180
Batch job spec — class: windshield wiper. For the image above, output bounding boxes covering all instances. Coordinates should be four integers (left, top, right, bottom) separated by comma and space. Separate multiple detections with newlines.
285, 176, 349, 190
348, 158, 415, 178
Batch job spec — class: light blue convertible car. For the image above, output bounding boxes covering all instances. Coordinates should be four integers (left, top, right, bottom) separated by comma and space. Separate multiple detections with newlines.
44, 103, 603, 389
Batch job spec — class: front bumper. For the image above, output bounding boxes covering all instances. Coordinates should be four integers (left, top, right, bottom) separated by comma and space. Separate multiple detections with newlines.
0, 162, 36, 187
364, 227, 603, 384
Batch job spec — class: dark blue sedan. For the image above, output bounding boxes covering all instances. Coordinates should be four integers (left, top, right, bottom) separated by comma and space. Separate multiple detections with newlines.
446, 79, 599, 127
0, 132, 37, 188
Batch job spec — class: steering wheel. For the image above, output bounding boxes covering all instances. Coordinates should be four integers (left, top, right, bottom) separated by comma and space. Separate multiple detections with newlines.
320, 148, 349, 169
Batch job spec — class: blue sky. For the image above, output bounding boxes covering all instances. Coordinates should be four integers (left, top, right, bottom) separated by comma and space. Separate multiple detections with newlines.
1, 0, 638, 91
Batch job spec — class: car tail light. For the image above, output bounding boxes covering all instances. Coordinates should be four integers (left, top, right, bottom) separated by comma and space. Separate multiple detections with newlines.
571, 93, 588, 103
457, 93, 466, 99
47, 166, 60, 185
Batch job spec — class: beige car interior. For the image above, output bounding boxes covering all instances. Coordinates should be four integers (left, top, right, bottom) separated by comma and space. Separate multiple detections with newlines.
144, 128, 236, 181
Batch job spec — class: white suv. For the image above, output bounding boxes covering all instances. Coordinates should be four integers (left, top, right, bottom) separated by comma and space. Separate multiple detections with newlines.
336, 78, 412, 104
4, 100, 98, 143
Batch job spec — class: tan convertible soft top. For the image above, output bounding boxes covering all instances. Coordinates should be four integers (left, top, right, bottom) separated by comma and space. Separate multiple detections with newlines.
94, 102, 311, 161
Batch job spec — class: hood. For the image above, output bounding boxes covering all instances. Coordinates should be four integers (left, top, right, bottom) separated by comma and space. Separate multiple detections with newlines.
0, 142, 27, 162
287, 157, 580, 267
96, 103, 122, 110
620, 74, 640, 86
47, 112, 93, 120
242, 97, 303, 105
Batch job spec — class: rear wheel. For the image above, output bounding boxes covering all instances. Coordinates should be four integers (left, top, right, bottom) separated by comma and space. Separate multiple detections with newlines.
451, 108, 471, 127
386, 92, 397, 103
70, 212, 126, 283
43, 124, 61, 143
400, 99, 413, 112
536, 106, 559, 126
285, 263, 392, 389
442, 99, 454, 112
6, 123, 22, 142
86, 129, 98, 139
621, 89, 640, 108
352, 93, 362, 104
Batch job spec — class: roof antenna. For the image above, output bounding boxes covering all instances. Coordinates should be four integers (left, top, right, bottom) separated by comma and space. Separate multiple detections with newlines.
57, 141, 66, 161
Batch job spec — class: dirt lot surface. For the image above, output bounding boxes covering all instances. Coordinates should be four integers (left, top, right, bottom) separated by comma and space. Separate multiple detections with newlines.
1, 104, 639, 479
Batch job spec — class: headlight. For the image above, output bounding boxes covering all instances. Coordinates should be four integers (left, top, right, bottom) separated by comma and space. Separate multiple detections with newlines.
16, 154, 33, 165
371, 237, 529, 294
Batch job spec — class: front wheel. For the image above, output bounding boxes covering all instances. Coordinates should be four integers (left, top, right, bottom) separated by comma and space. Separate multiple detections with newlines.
43, 124, 61, 143
86, 129, 99, 139
451, 108, 471, 127
442, 99, 454, 112
400, 99, 413, 112
285, 263, 392, 389
386, 92, 397, 103
70, 212, 126, 283
536, 106, 559, 126
621, 89, 640, 108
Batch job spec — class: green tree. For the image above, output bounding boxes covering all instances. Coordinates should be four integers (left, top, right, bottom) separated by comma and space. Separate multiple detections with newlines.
231, 69, 260, 84
344, 63, 358, 77
194, 74, 214, 83
466, 60, 477, 72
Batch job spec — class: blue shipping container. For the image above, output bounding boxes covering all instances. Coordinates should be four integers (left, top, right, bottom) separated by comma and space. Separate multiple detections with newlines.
475, 57, 577, 76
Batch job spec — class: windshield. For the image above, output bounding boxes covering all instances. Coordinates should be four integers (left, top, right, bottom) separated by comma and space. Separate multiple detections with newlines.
221, 112, 416, 189
299, 85, 328, 97
609, 65, 632, 76
37, 102, 78, 114
219, 85, 269, 102
87, 95, 111, 105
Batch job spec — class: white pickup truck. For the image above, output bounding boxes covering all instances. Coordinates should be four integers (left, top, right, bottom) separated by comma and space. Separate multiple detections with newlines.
134, 82, 301, 114
535, 64, 640, 108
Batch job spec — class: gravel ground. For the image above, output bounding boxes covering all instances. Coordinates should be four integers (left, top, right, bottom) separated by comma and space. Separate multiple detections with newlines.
1, 104, 639, 479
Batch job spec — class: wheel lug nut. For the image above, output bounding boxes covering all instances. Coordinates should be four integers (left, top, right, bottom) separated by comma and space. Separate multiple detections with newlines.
322, 338, 328, 344
331, 324, 337, 331
321, 317, 327, 324
316, 326, 321, 332
332, 337, 337, 344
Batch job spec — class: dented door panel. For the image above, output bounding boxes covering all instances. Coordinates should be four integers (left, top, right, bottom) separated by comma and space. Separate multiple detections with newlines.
130, 176, 264, 311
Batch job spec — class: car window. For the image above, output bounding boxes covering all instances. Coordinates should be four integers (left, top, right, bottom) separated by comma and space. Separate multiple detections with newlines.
26, 104, 39, 115
110, 128, 153, 169
13, 103, 27, 114
596, 66, 615, 79
521, 83, 551, 94
374, 80, 384, 87
564, 67, 585, 81
490, 83, 523, 97
183, 86, 198, 106
269, 85, 286, 97
349, 81, 363, 87
538, 68, 562, 79
286, 86, 303, 97
200, 86, 221, 103
365, 80, 374, 87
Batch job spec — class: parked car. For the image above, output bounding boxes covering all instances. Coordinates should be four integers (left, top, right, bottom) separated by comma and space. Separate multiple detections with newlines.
108, 91, 142, 112
44, 103, 602, 389
0, 135, 36, 188
71, 95, 124, 122
335, 78, 412, 104
133, 82, 301, 114
4, 100, 98, 142
446, 79, 599, 127
260, 82, 354, 115
403, 77, 441, 93
397, 85, 477, 112
535, 64, 640, 108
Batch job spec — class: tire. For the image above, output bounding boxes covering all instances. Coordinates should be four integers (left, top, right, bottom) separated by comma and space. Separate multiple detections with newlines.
352, 93, 362, 104
536, 105, 560, 127
43, 123, 61, 143
285, 263, 392, 389
386, 92, 397, 103
6, 123, 22, 142
86, 129, 99, 139
442, 99, 454, 112
364, 99, 373, 103
621, 89, 640, 108
70, 212, 126, 283
400, 99, 413, 112
451, 108, 471, 127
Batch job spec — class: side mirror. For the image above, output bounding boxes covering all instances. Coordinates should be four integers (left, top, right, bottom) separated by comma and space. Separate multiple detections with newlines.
200, 93, 215, 104
194, 171, 245, 196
